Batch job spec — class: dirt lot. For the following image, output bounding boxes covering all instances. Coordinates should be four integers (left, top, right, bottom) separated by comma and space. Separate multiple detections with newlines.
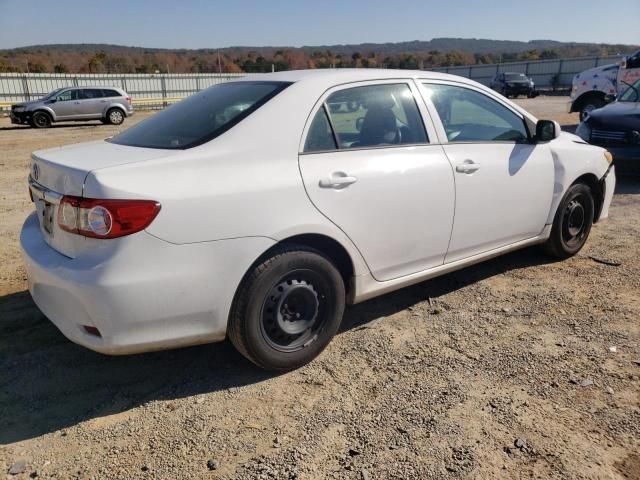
1, 97, 639, 480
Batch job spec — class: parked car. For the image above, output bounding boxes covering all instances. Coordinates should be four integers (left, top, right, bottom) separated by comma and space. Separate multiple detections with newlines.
21, 70, 615, 371
10, 86, 133, 128
489, 72, 537, 98
576, 78, 640, 175
569, 49, 640, 121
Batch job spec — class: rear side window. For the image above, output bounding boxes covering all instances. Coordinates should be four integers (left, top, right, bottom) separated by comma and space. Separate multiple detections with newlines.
304, 106, 337, 152
424, 83, 529, 143
327, 83, 427, 149
78, 89, 103, 99
304, 83, 427, 152
109, 81, 291, 149
102, 89, 121, 98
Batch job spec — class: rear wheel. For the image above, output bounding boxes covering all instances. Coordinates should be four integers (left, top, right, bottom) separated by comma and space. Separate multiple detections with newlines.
31, 111, 52, 128
227, 245, 345, 371
543, 183, 594, 259
106, 108, 125, 125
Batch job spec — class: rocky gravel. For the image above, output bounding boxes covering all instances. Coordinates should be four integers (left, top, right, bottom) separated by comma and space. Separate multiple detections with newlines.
1, 98, 639, 479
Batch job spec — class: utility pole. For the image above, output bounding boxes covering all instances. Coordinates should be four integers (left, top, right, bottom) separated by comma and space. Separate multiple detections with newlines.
217, 51, 222, 74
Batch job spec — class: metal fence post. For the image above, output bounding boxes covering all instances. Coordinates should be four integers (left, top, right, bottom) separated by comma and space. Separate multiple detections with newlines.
21, 75, 30, 101
161, 75, 167, 107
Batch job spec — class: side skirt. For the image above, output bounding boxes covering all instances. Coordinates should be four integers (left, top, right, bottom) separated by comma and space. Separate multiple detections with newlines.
350, 225, 552, 305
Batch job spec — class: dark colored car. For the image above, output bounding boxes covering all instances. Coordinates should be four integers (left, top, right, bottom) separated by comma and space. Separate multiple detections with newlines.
490, 72, 537, 98
576, 78, 640, 175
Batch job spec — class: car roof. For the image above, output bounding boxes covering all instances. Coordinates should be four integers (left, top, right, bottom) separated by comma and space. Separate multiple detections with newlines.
65, 86, 123, 90
239, 68, 472, 87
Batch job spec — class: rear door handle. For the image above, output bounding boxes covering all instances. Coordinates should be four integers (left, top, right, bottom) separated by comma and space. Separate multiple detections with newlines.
455, 161, 481, 174
319, 172, 358, 189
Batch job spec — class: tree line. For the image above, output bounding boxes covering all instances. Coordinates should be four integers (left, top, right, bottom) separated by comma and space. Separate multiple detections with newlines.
0, 42, 635, 74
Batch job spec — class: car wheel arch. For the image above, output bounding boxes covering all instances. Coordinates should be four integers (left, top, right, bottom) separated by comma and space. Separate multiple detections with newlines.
570, 173, 604, 223
573, 91, 605, 112
231, 233, 357, 311
106, 106, 126, 118
33, 109, 54, 122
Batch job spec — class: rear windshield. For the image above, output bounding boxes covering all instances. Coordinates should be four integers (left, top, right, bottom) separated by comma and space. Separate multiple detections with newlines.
505, 73, 527, 81
108, 81, 291, 149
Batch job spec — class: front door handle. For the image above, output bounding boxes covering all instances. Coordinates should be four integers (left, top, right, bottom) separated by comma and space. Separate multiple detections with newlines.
455, 161, 481, 174
319, 172, 358, 189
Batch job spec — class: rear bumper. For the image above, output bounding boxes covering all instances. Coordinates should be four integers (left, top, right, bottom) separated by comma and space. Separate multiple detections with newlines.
20, 212, 274, 354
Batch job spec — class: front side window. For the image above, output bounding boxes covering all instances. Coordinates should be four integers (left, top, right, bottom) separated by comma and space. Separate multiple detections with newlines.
109, 81, 291, 149
424, 83, 529, 143
56, 90, 76, 102
619, 79, 640, 102
306, 83, 427, 151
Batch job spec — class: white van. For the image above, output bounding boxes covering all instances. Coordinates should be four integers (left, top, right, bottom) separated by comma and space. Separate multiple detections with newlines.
569, 50, 640, 120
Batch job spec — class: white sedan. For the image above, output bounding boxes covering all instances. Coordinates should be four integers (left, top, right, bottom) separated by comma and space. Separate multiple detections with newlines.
21, 70, 616, 370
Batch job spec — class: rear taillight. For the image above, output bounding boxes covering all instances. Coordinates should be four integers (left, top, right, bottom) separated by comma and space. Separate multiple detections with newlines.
57, 196, 161, 239
126, 96, 132, 105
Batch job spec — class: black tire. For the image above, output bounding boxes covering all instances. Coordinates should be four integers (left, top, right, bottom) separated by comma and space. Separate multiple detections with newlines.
228, 245, 346, 371
579, 97, 605, 121
543, 183, 594, 259
106, 108, 125, 125
31, 111, 52, 128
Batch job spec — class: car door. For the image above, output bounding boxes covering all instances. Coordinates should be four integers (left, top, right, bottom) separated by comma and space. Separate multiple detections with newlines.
51, 89, 78, 119
420, 81, 554, 263
76, 88, 105, 118
299, 80, 455, 282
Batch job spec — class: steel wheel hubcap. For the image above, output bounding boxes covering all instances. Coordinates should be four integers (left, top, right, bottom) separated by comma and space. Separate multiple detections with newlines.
110, 111, 123, 122
261, 272, 326, 352
566, 200, 585, 237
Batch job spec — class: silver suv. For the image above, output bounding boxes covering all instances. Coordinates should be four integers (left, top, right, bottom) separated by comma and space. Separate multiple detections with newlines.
10, 86, 134, 128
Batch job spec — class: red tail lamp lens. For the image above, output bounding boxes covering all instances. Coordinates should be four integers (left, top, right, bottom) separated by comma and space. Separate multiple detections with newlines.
58, 196, 161, 239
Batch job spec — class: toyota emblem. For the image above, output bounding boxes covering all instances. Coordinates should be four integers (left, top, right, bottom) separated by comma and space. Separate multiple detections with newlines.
32, 163, 40, 181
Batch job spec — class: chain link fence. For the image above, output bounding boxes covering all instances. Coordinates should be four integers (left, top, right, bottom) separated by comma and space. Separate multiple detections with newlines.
0, 73, 246, 111
428, 55, 624, 90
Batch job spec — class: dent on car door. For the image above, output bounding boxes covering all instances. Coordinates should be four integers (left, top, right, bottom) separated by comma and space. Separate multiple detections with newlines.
421, 82, 554, 263
298, 81, 455, 282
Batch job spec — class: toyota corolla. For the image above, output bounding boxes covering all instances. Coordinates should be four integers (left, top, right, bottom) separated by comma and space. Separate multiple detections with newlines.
21, 70, 615, 370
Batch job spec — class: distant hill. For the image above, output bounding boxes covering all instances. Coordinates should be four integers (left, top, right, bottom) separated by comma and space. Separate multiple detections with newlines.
1, 38, 637, 74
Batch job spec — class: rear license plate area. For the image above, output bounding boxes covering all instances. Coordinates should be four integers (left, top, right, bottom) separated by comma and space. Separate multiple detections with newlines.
41, 201, 55, 235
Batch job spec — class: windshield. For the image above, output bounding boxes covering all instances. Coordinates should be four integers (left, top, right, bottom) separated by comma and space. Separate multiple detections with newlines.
109, 81, 291, 149
505, 74, 527, 81
618, 79, 640, 103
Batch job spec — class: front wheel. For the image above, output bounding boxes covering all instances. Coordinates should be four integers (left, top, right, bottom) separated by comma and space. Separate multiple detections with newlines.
543, 183, 594, 259
31, 111, 52, 128
580, 98, 605, 121
227, 245, 346, 371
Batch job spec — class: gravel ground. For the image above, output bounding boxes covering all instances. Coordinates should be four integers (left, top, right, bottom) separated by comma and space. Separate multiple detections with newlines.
0, 97, 639, 480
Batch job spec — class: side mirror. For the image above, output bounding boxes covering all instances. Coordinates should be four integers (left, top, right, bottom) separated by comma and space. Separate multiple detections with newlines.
536, 120, 561, 142
604, 93, 617, 104
619, 57, 627, 68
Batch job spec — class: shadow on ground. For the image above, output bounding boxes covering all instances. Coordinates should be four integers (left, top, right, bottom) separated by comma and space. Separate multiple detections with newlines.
0, 245, 557, 444
0, 122, 105, 132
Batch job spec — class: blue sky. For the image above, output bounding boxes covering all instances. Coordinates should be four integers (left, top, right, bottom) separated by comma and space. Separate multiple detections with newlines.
0, 0, 638, 49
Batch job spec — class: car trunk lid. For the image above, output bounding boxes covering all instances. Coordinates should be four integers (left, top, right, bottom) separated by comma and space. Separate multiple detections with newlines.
29, 140, 178, 258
